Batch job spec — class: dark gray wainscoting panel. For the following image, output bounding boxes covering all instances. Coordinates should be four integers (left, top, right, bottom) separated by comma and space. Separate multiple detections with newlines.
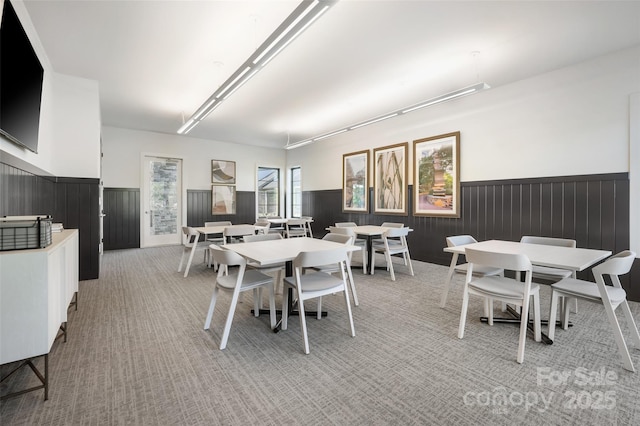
187, 190, 256, 240
306, 173, 637, 301
55, 177, 101, 280
103, 188, 140, 250
0, 159, 100, 280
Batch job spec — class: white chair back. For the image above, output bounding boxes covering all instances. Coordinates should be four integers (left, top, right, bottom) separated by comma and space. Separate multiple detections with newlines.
446, 235, 478, 247
205, 221, 232, 227
182, 226, 198, 246
593, 250, 635, 277
223, 224, 256, 241
381, 222, 404, 228
322, 233, 353, 245
383, 227, 409, 239
243, 233, 282, 243
520, 235, 576, 248
294, 247, 349, 269
465, 248, 532, 273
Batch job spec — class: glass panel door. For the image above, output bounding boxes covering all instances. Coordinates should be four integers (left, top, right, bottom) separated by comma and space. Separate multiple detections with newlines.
142, 156, 182, 247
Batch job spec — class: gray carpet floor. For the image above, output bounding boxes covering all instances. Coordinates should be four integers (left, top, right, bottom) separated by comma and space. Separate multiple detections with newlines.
2, 245, 640, 425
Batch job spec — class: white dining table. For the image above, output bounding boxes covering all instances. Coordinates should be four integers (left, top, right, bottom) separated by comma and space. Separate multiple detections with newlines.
223, 236, 358, 331
443, 239, 612, 343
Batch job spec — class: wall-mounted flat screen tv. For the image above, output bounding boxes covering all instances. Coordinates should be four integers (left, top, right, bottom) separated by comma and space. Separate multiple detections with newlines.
0, 0, 44, 153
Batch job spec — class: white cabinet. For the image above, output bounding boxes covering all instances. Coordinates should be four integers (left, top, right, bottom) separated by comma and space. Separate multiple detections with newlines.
0, 229, 79, 364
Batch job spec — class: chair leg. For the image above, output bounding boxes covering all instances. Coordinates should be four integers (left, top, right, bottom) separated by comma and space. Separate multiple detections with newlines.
253, 288, 260, 317
183, 244, 198, 278
406, 253, 414, 276
562, 298, 572, 331
275, 269, 283, 295
440, 254, 459, 308
178, 250, 187, 272
219, 289, 241, 350
343, 286, 355, 337
458, 289, 470, 339
282, 286, 290, 330
317, 297, 323, 320
204, 287, 220, 330
619, 300, 640, 348
517, 297, 531, 364
361, 247, 367, 275
487, 299, 494, 326
268, 284, 276, 329
385, 251, 396, 281
548, 291, 560, 341
602, 301, 635, 372
532, 292, 541, 342
345, 261, 359, 306
297, 296, 310, 354
370, 250, 376, 275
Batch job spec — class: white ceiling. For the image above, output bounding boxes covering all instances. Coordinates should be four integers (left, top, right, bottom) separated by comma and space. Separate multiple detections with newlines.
23, 0, 640, 149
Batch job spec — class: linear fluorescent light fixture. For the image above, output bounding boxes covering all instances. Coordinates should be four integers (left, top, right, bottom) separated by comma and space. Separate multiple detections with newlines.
285, 82, 490, 149
177, 0, 337, 135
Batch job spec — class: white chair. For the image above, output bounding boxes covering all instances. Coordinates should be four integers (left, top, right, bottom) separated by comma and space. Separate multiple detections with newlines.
285, 218, 307, 238
243, 233, 286, 297
223, 224, 256, 243
328, 226, 367, 274
440, 235, 503, 308
314, 233, 359, 307
458, 248, 541, 364
372, 222, 405, 246
520, 236, 577, 282
282, 247, 355, 354
204, 221, 232, 267
301, 216, 314, 237
266, 216, 285, 235
521, 235, 578, 314
254, 218, 270, 235
370, 227, 414, 281
178, 226, 199, 277
335, 222, 358, 228
548, 250, 640, 372
204, 246, 276, 350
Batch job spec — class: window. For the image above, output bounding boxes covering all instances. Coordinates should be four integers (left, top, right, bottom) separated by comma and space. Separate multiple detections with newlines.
290, 167, 301, 217
257, 167, 280, 217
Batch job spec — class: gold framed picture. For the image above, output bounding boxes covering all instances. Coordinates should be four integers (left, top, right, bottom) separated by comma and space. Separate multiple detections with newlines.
413, 131, 460, 217
373, 142, 408, 215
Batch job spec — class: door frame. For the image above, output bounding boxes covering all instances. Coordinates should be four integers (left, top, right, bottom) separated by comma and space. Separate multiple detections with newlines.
140, 153, 185, 248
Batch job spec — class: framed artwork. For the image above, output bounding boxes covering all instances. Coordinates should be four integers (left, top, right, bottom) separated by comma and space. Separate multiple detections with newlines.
342, 150, 369, 212
211, 160, 236, 184
413, 131, 460, 218
373, 142, 408, 215
211, 185, 236, 215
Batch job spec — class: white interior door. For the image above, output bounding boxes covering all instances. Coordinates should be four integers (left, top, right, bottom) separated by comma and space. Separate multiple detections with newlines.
141, 156, 183, 247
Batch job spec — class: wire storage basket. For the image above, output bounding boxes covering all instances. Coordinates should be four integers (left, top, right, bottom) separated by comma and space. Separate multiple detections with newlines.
0, 215, 53, 251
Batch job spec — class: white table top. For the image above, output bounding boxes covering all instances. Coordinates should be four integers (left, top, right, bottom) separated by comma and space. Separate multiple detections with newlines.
223, 237, 358, 266
444, 239, 611, 271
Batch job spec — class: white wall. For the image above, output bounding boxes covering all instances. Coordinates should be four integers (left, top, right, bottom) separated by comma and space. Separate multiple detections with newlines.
101, 126, 285, 191
0, 1, 101, 179
287, 45, 640, 191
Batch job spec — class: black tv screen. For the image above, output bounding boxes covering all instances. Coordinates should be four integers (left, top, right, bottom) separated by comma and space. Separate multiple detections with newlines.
0, 0, 44, 153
